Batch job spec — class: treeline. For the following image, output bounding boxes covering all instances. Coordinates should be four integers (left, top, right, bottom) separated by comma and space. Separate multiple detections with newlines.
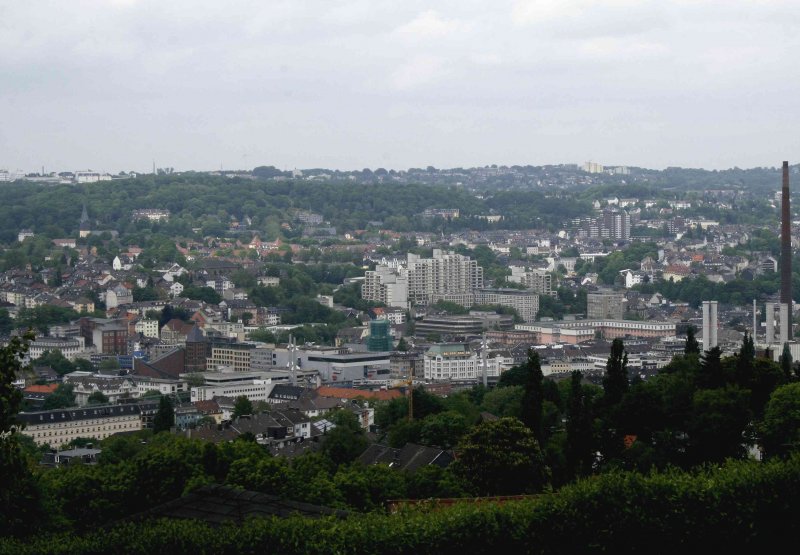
636, 273, 782, 307
0, 174, 594, 244
0, 408, 481, 538
2, 455, 800, 554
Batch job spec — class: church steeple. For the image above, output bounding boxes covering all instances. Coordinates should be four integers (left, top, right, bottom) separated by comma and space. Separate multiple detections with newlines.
79, 203, 91, 238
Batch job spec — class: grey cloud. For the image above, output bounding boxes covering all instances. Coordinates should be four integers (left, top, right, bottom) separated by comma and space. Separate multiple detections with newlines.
1, 0, 799, 172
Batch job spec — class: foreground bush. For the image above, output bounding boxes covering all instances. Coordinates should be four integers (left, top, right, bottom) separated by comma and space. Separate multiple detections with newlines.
3, 454, 800, 555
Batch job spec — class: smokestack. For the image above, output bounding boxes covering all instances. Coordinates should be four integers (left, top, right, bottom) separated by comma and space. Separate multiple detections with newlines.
702, 301, 718, 350
781, 161, 792, 306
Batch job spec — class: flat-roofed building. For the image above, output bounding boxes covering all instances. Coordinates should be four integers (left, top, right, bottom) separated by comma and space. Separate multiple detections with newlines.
474, 288, 539, 322
27, 336, 87, 361
517, 319, 676, 344
422, 344, 507, 382
587, 291, 626, 320
189, 370, 276, 403
208, 343, 254, 372
303, 351, 392, 383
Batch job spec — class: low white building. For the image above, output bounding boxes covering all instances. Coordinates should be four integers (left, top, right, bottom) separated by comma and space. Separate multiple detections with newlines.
28, 336, 87, 362
129, 375, 186, 397
134, 319, 160, 338
423, 344, 507, 381
190, 372, 275, 403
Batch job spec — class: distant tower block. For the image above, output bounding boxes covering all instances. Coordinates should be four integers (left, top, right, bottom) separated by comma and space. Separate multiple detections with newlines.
766, 302, 776, 344
780, 303, 790, 345
702, 301, 718, 350
781, 161, 792, 306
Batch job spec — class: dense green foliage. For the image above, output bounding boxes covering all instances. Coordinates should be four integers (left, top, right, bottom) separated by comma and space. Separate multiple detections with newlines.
153, 396, 175, 433
0, 175, 593, 245
3, 455, 800, 554
42, 383, 76, 410
4, 334, 800, 545
0, 332, 46, 538
636, 273, 782, 306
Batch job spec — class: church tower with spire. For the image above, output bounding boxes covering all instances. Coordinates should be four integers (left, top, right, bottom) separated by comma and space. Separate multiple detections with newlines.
79, 203, 91, 238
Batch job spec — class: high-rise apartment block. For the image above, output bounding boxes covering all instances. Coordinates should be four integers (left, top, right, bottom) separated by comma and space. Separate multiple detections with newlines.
361, 266, 409, 309
363, 249, 483, 308
407, 249, 484, 304
573, 209, 631, 240
587, 291, 625, 320
474, 288, 539, 322
508, 266, 555, 297
602, 209, 631, 240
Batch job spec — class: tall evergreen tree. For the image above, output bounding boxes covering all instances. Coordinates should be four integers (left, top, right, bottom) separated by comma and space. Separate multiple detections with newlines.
158, 305, 175, 329
520, 349, 544, 444
565, 371, 594, 479
153, 396, 174, 433
600, 338, 629, 462
603, 338, 629, 407
736, 331, 755, 386
780, 342, 793, 380
698, 346, 724, 389
684, 326, 700, 356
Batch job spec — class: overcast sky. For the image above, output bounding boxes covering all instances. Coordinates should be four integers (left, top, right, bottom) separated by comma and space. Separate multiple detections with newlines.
2, 0, 799, 173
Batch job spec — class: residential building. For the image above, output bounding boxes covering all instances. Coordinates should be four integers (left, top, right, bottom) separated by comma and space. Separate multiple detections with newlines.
63, 373, 135, 406
363, 250, 483, 308
134, 319, 160, 338
508, 267, 555, 297
18, 403, 155, 447
106, 285, 133, 309
407, 250, 483, 305
587, 291, 626, 320
27, 336, 87, 362
362, 266, 409, 309
132, 209, 170, 222
421, 208, 460, 219
474, 288, 539, 322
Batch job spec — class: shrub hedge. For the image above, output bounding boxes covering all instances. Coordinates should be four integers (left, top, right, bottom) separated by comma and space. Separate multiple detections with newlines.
3, 454, 800, 555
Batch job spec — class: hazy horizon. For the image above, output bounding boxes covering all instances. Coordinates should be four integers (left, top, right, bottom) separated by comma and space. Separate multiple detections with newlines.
3, 1, 799, 174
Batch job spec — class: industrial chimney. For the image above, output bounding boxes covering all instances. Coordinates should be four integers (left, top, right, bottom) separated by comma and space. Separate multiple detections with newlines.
781, 161, 792, 307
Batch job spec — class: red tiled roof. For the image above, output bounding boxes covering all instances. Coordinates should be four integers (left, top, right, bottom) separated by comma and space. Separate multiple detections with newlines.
25, 384, 58, 394
316, 386, 402, 401
194, 400, 221, 413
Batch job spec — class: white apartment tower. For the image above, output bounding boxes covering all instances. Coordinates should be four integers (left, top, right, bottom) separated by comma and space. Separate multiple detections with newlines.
508, 266, 555, 297
361, 266, 409, 310
406, 249, 484, 305
364, 250, 483, 307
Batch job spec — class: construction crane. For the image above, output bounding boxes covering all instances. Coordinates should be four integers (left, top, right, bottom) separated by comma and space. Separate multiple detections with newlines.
481, 332, 489, 388
406, 373, 414, 422
407, 338, 415, 421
